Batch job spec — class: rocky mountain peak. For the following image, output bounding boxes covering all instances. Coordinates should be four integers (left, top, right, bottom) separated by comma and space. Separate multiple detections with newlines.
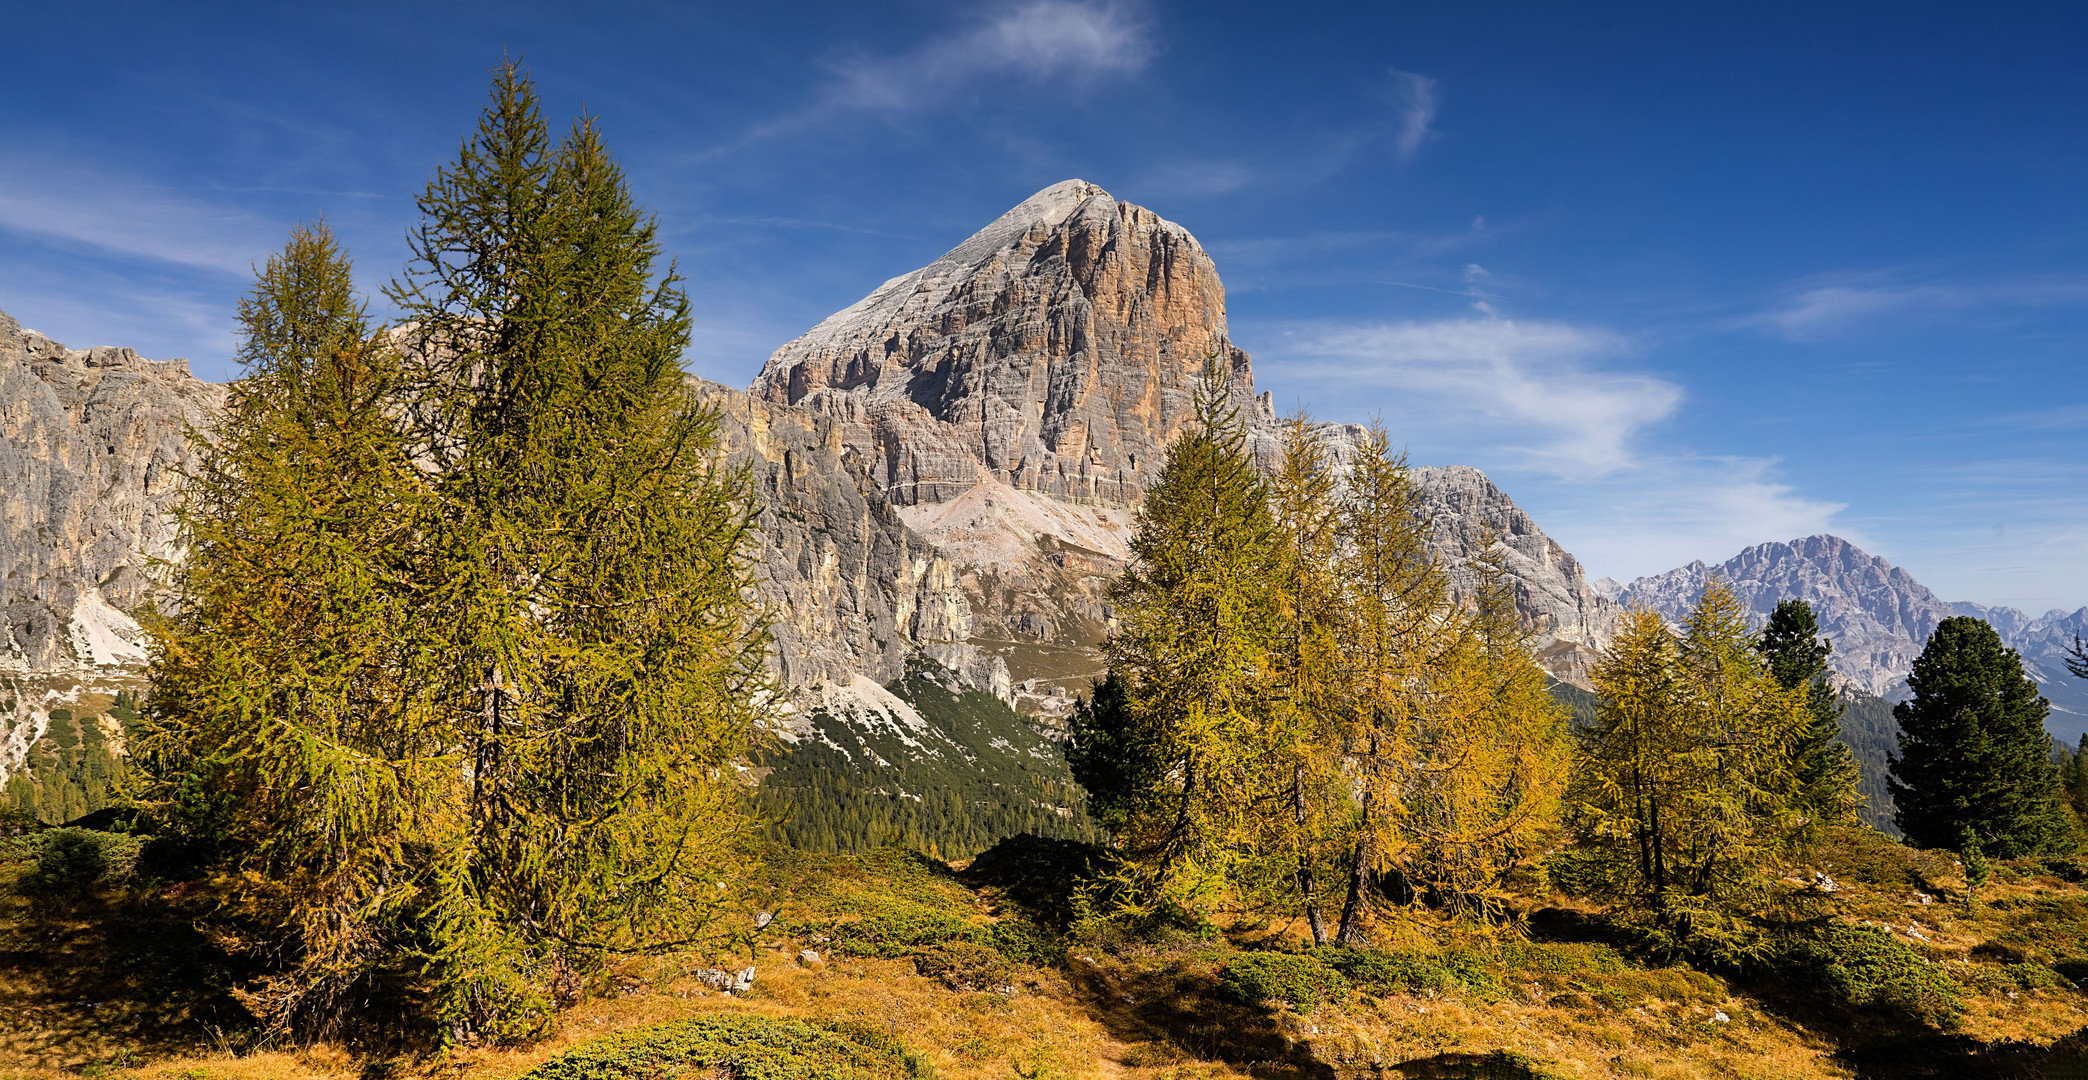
1618, 534, 2088, 736
751, 179, 1260, 509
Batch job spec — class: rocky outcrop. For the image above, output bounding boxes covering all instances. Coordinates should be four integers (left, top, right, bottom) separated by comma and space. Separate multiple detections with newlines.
752, 179, 1268, 509
1412, 465, 1622, 684
692, 381, 1007, 698
0, 310, 223, 675
1619, 535, 2088, 735
0, 309, 225, 776
749, 182, 1622, 690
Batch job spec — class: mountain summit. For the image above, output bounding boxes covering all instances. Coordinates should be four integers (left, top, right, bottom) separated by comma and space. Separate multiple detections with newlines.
1619, 534, 2088, 736
752, 179, 1263, 509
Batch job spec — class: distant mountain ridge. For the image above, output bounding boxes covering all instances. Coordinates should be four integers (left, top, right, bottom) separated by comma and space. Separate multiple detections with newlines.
1617, 534, 2088, 739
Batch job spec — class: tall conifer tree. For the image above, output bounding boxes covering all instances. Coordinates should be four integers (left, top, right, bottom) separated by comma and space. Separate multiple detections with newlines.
1402, 536, 1570, 924
1757, 599, 1861, 827
384, 63, 765, 1040
1259, 414, 1349, 943
1088, 358, 1280, 909
1569, 581, 1809, 961
145, 222, 443, 1037
1331, 422, 1447, 946
1889, 616, 2068, 856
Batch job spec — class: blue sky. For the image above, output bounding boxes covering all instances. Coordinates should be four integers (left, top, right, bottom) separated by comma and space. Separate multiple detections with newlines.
5, 1, 2086, 611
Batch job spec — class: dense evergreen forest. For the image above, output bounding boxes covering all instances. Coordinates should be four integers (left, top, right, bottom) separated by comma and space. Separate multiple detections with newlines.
755, 660, 1098, 857
2, 688, 138, 825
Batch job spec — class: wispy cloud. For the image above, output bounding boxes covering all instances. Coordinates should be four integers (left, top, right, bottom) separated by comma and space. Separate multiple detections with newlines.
0, 161, 282, 276
1387, 68, 1440, 160
1752, 271, 2088, 340
1262, 316, 1672, 475
825, 0, 1154, 111
1541, 456, 1850, 582
713, 0, 1154, 151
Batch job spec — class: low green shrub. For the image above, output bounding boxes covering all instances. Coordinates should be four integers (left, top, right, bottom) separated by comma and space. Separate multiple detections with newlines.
1778, 925, 1963, 1029
1499, 941, 1627, 977
2007, 962, 2069, 991
795, 899, 980, 960
522, 1014, 937, 1080
1217, 951, 1350, 1013
913, 940, 1016, 992
12, 828, 143, 892
1983, 896, 2088, 966
1314, 946, 1503, 998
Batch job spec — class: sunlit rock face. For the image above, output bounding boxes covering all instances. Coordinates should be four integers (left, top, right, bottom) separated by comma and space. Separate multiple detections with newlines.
0, 309, 225, 776
0, 309, 223, 678
691, 380, 1007, 699
752, 179, 1266, 510
751, 183, 1623, 690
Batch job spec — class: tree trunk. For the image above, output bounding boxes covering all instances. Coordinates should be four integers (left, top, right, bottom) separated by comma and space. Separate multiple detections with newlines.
1293, 764, 1326, 945
1336, 786, 1375, 947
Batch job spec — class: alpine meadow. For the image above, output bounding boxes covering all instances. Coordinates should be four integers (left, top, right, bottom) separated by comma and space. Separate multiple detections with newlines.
5, 16, 2088, 1080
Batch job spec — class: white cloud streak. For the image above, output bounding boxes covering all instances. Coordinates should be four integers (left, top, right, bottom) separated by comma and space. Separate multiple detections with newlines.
1538, 456, 1850, 582
825, 1, 1154, 112
0, 162, 284, 276
1754, 273, 2088, 340
1388, 68, 1439, 160
1266, 316, 1674, 475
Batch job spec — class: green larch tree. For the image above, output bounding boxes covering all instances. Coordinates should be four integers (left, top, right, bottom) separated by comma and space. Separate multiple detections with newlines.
1330, 422, 1448, 947
1255, 413, 1351, 944
384, 63, 767, 1042
143, 221, 445, 1039
1888, 616, 2069, 857
1569, 580, 1809, 962
1085, 358, 1281, 911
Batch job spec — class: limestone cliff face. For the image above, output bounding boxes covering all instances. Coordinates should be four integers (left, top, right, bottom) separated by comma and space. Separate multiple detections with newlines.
749, 183, 1622, 691
692, 380, 1008, 698
1413, 465, 1622, 684
0, 310, 223, 674
0, 309, 224, 776
752, 180, 1266, 509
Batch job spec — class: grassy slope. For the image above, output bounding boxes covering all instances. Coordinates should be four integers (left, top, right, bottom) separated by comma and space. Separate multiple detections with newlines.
6, 829, 2087, 1080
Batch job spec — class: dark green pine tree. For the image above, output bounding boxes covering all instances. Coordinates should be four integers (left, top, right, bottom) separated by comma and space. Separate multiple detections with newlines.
1888, 616, 2070, 856
1066, 670, 1157, 836
1756, 599, 1862, 827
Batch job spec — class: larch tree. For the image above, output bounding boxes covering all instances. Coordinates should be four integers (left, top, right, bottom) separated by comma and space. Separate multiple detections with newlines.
1402, 535, 1570, 925
385, 64, 767, 1041
1330, 422, 1448, 947
143, 221, 446, 1039
1256, 413, 1351, 944
1081, 357, 1281, 911
1889, 616, 2069, 857
1569, 580, 1809, 962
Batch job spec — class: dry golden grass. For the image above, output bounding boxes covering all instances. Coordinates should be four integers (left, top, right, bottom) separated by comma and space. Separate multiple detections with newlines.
5, 829, 2088, 1080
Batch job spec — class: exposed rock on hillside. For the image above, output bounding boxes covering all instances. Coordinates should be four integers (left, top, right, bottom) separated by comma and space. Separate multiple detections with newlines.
692, 381, 1007, 698
0, 310, 223, 675
752, 179, 1266, 508
0, 309, 225, 777
750, 181, 1619, 687
1413, 465, 1621, 684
